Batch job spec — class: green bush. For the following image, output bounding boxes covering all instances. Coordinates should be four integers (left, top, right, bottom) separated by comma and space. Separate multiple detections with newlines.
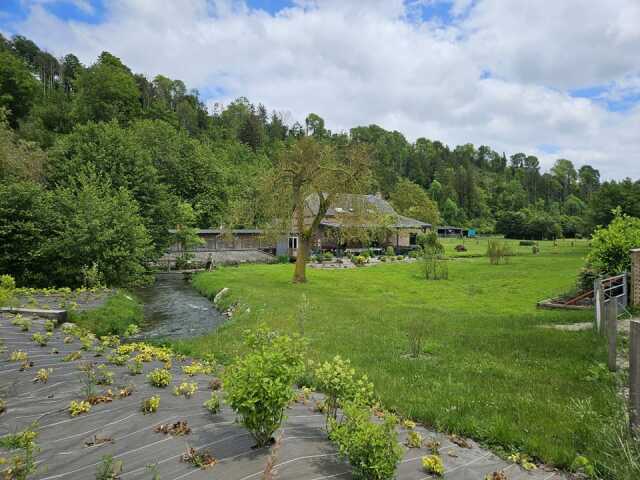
0, 274, 15, 307
587, 209, 640, 276
385, 246, 395, 257
329, 402, 403, 480
323, 252, 333, 262
313, 355, 375, 422
354, 255, 367, 266
519, 240, 535, 246
276, 255, 290, 264
223, 325, 307, 447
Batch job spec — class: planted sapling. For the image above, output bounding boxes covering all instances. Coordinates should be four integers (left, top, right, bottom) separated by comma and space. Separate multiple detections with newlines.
141, 396, 160, 414
69, 400, 91, 416
203, 394, 220, 414
422, 455, 444, 476
147, 368, 172, 388
173, 382, 197, 398
406, 430, 424, 448
95, 455, 123, 480
33, 368, 52, 384
9, 350, 28, 362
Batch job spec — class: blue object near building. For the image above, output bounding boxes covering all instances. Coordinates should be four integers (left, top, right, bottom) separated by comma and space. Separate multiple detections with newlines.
467, 228, 477, 237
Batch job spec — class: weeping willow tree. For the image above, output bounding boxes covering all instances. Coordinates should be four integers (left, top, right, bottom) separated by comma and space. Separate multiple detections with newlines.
259, 136, 374, 283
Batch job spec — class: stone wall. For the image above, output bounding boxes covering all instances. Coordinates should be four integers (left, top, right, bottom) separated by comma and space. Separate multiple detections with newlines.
632, 249, 640, 306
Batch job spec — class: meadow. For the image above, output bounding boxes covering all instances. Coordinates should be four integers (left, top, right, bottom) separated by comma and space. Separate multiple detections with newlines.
170, 238, 623, 470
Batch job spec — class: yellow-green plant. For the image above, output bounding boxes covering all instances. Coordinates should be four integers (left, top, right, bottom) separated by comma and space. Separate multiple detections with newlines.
406, 430, 423, 448
182, 361, 214, 376
329, 402, 402, 480
33, 368, 52, 384
63, 351, 82, 362
31, 332, 51, 347
203, 394, 220, 414
173, 382, 198, 398
421, 454, 444, 476
141, 396, 160, 414
9, 350, 28, 362
402, 419, 416, 430
95, 365, 114, 385
127, 359, 143, 375
147, 368, 172, 388
43, 319, 55, 332
313, 355, 375, 422
69, 400, 91, 416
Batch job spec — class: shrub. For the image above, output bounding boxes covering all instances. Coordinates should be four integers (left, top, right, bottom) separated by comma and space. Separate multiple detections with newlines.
486, 240, 513, 265
124, 323, 140, 337
141, 395, 160, 414
417, 231, 444, 255
587, 209, 640, 276
385, 246, 395, 257
421, 454, 444, 476
223, 325, 307, 447
33, 368, 52, 384
128, 359, 143, 375
69, 400, 91, 416
353, 255, 367, 266
328, 402, 403, 480
44, 319, 55, 332
147, 368, 173, 388
96, 455, 123, 480
0, 274, 15, 307
95, 365, 114, 385
313, 355, 375, 422
276, 255, 290, 264
519, 240, 535, 246
406, 430, 424, 448
173, 382, 198, 398
31, 332, 51, 347
203, 394, 221, 414
323, 252, 333, 262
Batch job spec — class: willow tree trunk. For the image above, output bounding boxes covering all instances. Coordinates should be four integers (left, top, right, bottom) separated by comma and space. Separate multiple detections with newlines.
293, 235, 310, 283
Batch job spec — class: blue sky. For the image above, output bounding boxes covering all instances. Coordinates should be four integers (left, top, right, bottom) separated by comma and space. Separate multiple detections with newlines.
1, 0, 638, 178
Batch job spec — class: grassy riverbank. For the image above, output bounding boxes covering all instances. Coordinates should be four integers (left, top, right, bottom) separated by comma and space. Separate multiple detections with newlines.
168, 239, 631, 471
70, 289, 143, 336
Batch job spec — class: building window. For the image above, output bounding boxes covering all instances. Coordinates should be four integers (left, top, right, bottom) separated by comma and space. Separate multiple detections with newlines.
288, 236, 298, 250
409, 233, 417, 246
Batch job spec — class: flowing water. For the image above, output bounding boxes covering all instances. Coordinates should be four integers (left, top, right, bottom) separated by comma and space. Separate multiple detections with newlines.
134, 273, 225, 339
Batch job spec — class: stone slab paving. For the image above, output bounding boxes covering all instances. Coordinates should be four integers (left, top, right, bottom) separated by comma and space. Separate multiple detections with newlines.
1, 313, 570, 480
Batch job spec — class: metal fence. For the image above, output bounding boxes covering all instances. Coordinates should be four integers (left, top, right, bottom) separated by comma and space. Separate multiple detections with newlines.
594, 272, 628, 332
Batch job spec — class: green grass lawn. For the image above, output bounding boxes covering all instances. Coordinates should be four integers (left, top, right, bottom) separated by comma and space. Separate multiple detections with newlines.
171, 239, 622, 470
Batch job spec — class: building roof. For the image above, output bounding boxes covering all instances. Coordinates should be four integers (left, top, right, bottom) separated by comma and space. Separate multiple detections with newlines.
168, 229, 264, 235
305, 193, 431, 229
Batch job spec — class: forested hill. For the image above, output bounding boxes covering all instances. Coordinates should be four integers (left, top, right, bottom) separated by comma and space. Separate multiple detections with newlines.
1, 33, 639, 286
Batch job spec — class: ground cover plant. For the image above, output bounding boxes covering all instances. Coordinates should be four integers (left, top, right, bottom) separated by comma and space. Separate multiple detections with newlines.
171, 239, 627, 471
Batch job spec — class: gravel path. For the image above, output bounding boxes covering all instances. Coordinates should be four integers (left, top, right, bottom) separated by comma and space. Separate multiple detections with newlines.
0, 313, 569, 480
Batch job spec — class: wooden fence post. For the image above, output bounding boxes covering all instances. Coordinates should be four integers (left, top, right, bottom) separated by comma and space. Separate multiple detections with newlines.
606, 300, 617, 372
630, 320, 640, 433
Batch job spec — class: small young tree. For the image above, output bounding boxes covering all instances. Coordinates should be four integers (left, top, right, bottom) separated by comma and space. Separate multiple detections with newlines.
224, 325, 307, 447
259, 136, 373, 283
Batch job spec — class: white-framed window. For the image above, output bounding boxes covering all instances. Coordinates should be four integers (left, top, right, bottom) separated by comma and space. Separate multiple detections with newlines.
288, 236, 298, 249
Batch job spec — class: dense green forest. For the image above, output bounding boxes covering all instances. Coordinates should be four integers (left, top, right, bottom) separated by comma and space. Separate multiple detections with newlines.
1, 33, 639, 287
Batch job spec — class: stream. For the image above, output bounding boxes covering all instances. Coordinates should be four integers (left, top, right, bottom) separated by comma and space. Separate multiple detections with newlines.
134, 273, 225, 339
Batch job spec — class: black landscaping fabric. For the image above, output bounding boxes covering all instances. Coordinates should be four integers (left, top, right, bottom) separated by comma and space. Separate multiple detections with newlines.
1, 314, 568, 479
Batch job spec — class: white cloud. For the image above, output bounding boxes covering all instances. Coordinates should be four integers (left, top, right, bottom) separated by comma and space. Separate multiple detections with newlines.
7, 0, 640, 179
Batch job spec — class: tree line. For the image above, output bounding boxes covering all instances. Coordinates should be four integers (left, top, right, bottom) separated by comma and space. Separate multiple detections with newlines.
1, 33, 638, 286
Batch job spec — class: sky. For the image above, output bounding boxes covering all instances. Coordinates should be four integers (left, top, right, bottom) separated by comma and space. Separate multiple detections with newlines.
1, 0, 639, 180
